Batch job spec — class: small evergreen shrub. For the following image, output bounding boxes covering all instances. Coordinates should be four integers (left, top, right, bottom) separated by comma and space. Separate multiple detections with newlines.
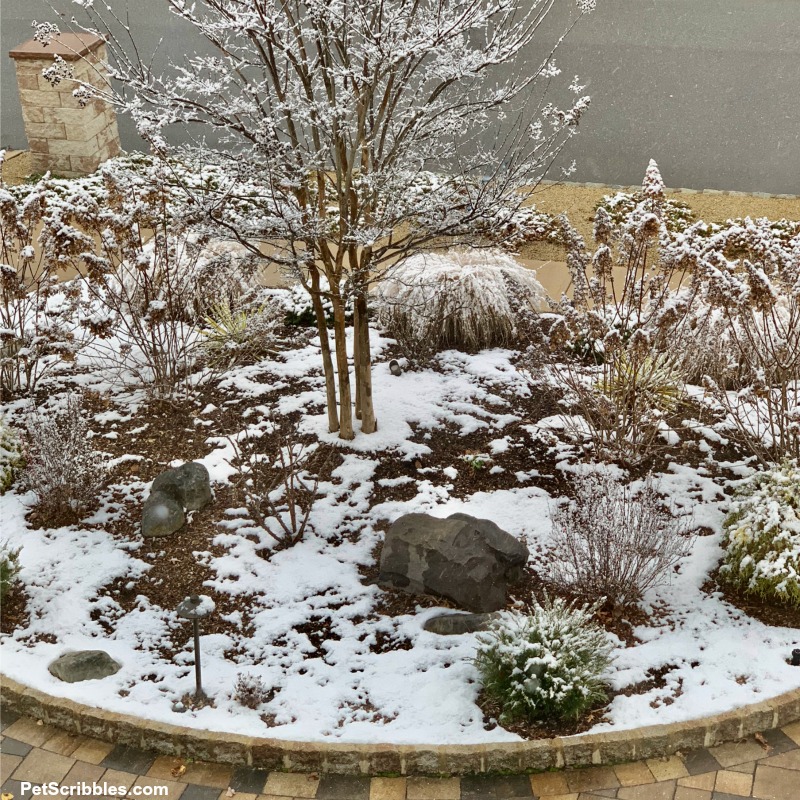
0, 540, 21, 603
282, 280, 353, 327
720, 460, 800, 607
20, 394, 106, 526
474, 596, 613, 724
0, 415, 24, 494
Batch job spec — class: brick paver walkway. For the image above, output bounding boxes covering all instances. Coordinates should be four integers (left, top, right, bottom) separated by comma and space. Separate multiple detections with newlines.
1, 712, 798, 800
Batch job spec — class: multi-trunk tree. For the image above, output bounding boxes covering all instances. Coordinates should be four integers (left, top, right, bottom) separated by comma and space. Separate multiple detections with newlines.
45, 0, 596, 439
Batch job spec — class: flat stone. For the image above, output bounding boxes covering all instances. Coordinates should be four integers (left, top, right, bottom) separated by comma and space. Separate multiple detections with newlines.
13, 749, 75, 784
423, 612, 498, 635
714, 769, 753, 795
141, 490, 185, 537
48, 650, 121, 683
369, 777, 407, 800
752, 764, 798, 799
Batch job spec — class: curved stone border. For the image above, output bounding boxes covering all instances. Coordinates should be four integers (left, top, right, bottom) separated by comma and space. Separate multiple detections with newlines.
2, 674, 799, 776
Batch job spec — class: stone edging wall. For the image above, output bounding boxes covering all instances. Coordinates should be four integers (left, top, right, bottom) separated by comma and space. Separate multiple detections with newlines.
1, 674, 799, 776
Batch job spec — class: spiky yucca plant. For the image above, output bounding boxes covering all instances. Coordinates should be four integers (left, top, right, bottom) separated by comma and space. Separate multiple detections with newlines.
200, 300, 280, 367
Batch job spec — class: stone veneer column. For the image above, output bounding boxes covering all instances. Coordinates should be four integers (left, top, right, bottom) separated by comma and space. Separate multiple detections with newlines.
9, 33, 121, 177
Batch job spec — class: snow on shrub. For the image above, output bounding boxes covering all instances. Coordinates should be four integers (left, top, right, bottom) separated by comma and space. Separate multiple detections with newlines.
720, 460, 800, 607
550, 471, 693, 610
20, 394, 106, 526
374, 248, 546, 353
281, 278, 353, 328
0, 414, 23, 494
474, 596, 613, 723
234, 672, 275, 709
0, 540, 21, 604
1, 158, 86, 397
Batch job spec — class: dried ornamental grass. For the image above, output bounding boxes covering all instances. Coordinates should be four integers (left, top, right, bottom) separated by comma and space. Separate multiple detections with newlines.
374, 248, 547, 352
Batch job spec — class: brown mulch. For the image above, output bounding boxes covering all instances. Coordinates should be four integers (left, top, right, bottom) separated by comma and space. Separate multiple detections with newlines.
2, 329, 798, 739
0, 583, 30, 636
703, 573, 800, 633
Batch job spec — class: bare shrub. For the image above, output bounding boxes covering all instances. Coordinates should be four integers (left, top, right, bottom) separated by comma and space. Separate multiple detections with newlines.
549, 470, 693, 612
43, 161, 261, 397
693, 217, 800, 464
234, 672, 274, 709
537, 161, 705, 464
20, 394, 106, 526
227, 420, 326, 549
0, 158, 86, 398
374, 248, 547, 354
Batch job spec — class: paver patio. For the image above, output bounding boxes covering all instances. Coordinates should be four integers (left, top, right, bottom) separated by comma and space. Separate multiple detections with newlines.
1, 713, 798, 800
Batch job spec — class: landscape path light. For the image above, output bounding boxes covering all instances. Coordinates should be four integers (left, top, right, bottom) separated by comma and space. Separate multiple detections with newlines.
176, 594, 215, 699
792, 648, 800, 667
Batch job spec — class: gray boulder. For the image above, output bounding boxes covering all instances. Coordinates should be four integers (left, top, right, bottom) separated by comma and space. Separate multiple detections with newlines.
423, 612, 499, 635
48, 650, 121, 683
151, 462, 212, 511
378, 512, 529, 612
141, 490, 185, 537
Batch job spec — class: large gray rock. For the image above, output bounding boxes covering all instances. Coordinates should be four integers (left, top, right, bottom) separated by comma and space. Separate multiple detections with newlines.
378, 512, 529, 612
48, 650, 121, 683
141, 490, 185, 537
151, 462, 212, 511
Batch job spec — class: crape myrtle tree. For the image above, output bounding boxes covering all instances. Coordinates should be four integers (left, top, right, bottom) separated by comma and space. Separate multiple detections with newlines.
43, 0, 596, 440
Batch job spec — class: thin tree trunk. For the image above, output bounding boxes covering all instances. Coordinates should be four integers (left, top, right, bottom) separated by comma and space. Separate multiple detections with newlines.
309, 266, 339, 433
355, 293, 377, 433
331, 292, 354, 440
353, 299, 363, 420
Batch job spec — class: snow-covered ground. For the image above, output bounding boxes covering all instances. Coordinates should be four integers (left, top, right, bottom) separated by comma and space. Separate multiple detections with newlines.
2, 332, 798, 744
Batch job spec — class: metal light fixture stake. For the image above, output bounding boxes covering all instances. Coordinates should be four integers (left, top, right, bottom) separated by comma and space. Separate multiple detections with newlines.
176, 594, 215, 700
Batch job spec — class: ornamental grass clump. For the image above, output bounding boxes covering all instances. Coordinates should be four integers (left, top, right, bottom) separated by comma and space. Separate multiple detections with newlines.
374, 248, 547, 353
474, 596, 613, 724
720, 460, 800, 607
199, 298, 282, 368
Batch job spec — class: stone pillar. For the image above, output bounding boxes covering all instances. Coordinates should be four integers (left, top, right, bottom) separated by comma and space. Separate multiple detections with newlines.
9, 33, 121, 177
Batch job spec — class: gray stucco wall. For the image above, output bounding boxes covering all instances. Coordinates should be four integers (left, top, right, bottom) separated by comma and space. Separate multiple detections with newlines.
2, 1, 799, 193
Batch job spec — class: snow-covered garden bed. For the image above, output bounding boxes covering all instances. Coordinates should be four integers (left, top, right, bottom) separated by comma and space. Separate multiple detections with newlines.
2, 151, 799, 747
2, 328, 799, 744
